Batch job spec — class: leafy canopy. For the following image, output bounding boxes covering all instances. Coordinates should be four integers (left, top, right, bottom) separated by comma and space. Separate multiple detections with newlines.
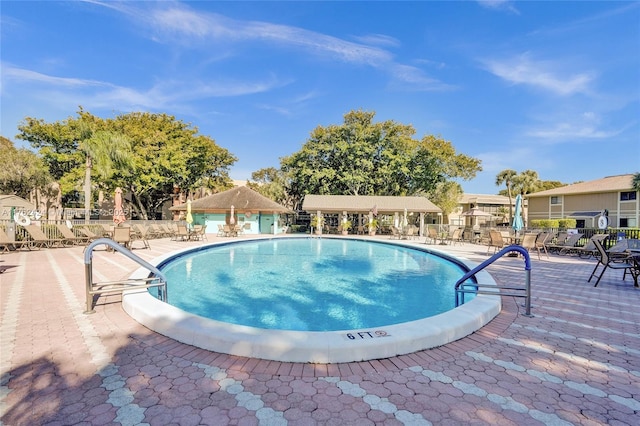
16, 108, 237, 218
280, 110, 481, 206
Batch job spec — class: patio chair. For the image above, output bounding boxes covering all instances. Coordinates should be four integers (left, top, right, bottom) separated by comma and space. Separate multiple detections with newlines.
217, 224, 226, 237
424, 227, 438, 244
447, 228, 463, 246
175, 224, 191, 241
534, 231, 551, 259
519, 232, 542, 260
111, 226, 132, 249
191, 225, 207, 241
389, 226, 401, 240
23, 225, 65, 248
487, 230, 507, 254
588, 238, 637, 287
54, 223, 89, 245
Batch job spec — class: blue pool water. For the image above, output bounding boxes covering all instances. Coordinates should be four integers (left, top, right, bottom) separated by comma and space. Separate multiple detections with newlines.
157, 238, 472, 332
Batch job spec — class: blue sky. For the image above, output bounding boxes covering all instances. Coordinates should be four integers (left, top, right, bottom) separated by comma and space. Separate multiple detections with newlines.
2, 1, 639, 195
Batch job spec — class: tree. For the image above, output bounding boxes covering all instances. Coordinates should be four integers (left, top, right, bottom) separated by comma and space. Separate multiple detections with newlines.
110, 112, 236, 218
426, 181, 463, 221
247, 167, 294, 209
632, 172, 640, 192
78, 125, 133, 222
495, 169, 517, 222
17, 109, 237, 220
0, 137, 52, 200
281, 110, 481, 205
512, 170, 540, 195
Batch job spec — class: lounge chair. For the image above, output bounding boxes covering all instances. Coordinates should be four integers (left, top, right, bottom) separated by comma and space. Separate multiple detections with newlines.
547, 233, 583, 254
54, 223, 89, 245
0, 228, 33, 252
23, 225, 65, 248
568, 234, 608, 258
99, 223, 114, 237
588, 238, 638, 287
131, 224, 151, 249
77, 226, 102, 242
487, 230, 507, 254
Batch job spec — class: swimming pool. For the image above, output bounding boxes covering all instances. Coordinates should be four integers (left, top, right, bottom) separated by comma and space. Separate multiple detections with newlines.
157, 238, 473, 331
123, 236, 501, 363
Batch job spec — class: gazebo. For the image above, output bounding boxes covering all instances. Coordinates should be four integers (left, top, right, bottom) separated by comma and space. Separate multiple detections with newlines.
302, 194, 442, 236
170, 186, 293, 235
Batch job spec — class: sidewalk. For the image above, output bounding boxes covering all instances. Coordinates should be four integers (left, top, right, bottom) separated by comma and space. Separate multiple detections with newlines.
1, 235, 638, 425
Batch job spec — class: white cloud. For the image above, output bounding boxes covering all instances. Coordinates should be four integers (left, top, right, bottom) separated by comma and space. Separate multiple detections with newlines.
1, 63, 282, 113
526, 122, 623, 141
94, 1, 447, 89
2, 64, 111, 88
483, 53, 595, 96
476, 0, 520, 15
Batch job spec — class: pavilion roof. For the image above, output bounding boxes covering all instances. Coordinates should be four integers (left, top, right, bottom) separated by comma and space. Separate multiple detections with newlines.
302, 194, 441, 213
170, 186, 292, 214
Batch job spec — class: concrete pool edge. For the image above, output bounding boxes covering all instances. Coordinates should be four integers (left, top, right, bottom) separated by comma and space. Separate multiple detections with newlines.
122, 237, 502, 364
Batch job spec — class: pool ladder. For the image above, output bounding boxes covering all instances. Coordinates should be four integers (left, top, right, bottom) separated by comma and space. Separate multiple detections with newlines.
83, 238, 168, 314
455, 245, 533, 317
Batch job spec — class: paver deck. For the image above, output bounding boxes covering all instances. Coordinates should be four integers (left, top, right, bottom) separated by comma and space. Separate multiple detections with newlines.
1, 234, 638, 425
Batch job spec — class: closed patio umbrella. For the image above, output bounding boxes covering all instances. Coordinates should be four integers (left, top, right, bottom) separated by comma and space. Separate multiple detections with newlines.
185, 199, 193, 227
112, 187, 126, 225
230, 205, 235, 225
512, 194, 524, 235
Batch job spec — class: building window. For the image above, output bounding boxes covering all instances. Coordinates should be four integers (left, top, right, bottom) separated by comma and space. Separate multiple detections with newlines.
620, 191, 637, 201
620, 217, 637, 228
550, 196, 561, 205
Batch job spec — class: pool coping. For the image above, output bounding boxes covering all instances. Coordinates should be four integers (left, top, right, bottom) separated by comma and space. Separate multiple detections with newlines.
122, 236, 501, 363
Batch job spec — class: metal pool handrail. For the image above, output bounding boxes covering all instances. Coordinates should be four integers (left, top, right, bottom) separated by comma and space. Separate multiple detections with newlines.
83, 238, 167, 314
455, 244, 533, 317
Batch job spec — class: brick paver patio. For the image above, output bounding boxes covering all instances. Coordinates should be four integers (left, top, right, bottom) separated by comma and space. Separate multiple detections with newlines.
1, 234, 638, 425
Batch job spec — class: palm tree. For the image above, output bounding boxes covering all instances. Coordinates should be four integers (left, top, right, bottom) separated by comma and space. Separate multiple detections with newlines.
632, 172, 640, 192
496, 169, 517, 223
79, 126, 132, 223
513, 170, 540, 195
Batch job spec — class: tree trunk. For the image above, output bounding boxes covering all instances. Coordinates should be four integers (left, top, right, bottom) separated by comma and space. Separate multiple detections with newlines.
507, 183, 513, 224
84, 156, 92, 224
131, 189, 149, 220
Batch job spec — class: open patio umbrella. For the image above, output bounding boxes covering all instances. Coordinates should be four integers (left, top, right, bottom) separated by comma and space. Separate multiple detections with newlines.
112, 187, 126, 225
512, 194, 524, 235
461, 208, 494, 227
230, 205, 235, 225
185, 199, 193, 227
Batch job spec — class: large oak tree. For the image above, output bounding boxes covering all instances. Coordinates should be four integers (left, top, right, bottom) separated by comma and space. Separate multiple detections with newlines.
280, 110, 481, 208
